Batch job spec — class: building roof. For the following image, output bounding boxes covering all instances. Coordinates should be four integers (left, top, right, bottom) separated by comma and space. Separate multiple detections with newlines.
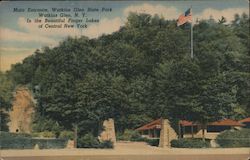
136, 118, 245, 131
136, 118, 162, 131
209, 119, 245, 126
239, 117, 250, 123
180, 119, 245, 127
179, 120, 199, 126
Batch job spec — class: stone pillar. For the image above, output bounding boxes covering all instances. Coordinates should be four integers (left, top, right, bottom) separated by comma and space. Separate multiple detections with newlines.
158, 119, 177, 148
34, 144, 40, 150
99, 118, 116, 144
66, 140, 75, 149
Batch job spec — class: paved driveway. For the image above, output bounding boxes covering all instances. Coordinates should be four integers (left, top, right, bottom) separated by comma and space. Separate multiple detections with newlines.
1, 142, 250, 160
1, 154, 249, 160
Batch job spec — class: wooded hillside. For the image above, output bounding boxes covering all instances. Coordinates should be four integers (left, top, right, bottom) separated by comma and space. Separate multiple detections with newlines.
2, 13, 249, 135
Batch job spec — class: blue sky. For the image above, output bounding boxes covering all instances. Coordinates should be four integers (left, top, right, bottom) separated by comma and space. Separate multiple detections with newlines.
0, 0, 249, 71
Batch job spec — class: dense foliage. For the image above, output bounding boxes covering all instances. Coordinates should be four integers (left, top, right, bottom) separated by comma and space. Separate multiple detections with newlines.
117, 129, 145, 141
171, 138, 210, 148
0, 72, 14, 131
77, 133, 113, 148
0, 132, 67, 149
216, 129, 250, 147
145, 138, 160, 146
6, 13, 250, 137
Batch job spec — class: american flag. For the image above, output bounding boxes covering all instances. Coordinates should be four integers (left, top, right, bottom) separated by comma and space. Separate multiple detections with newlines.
177, 8, 192, 26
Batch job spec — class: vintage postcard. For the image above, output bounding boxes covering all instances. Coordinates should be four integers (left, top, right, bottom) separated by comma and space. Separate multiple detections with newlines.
0, 0, 249, 160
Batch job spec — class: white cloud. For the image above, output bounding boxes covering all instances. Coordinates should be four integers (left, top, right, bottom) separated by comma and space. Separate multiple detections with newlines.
0, 47, 35, 52
0, 17, 123, 71
18, 16, 123, 39
2, 4, 249, 44
1, 53, 32, 71
123, 3, 249, 24
124, 3, 179, 20
18, 17, 81, 37
0, 27, 56, 44
195, 8, 249, 23
1, 3, 248, 71
0, 47, 35, 71
82, 17, 123, 38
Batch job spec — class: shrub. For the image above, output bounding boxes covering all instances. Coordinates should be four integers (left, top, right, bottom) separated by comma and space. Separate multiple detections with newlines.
32, 117, 63, 133
31, 131, 56, 138
117, 129, 145, 141
31, 132, 41, 137
116, 133, 123, 140
59, 131, 74, 140
171, 138, 210, 148
117, 129, 134, 141
131, 131, 147, 142
77, 133, 100, 148
145, 138, 159, 146
99, 140, 114, 149
0, 111, 10, 132
216, 129, 250, 148
32, 139, 67, 149
116, 129, 158, 146
40, 131, 56, 138
77, 133, 113, 148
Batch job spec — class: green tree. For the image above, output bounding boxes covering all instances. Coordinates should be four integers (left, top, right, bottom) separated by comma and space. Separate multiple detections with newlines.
6, 12, 249, 138
0, 72, 14, 131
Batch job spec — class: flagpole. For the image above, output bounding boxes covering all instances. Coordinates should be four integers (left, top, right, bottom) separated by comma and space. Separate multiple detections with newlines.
190, 6, 193, 59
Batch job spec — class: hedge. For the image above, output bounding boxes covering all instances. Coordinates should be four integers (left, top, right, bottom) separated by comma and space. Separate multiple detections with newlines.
0, 132, 67, 149
0, 131, 31, 138
33, 139, 67, 149
171, 138, 210, 148
216, 129, 250, 148
0, 137, 34, 149
31, 131, 56, 138
0, 138, 67, 149
0, 132, 114, 149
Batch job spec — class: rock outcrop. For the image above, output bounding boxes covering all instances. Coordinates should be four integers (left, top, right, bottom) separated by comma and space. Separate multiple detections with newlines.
8, 87, 35, 133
